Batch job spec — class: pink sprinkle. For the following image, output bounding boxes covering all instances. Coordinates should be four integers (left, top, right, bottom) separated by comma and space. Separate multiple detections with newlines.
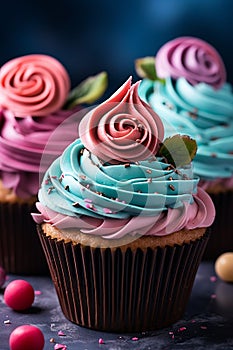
172, 334, 175, 339
54, 344, 67, 350
35, 290, 42, 295
211, 294, 216, 299
103, 208, 112, 214
169, 331, 173, 335
201, 326, 207, 330
58, 331, 66, 336
178, 327, 187, 332
131, 337, 139, 341
210, 276, 217, 282
191, 319, 196, 323
84, 198, 93, 203
98, 338, 104, 344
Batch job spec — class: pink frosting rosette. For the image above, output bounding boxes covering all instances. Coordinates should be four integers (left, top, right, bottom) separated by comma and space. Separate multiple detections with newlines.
79, 77, 164, 163
0, 54, 70, 116
156, 36, 226, 89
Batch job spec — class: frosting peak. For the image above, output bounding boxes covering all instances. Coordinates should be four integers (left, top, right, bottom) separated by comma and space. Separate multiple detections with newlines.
79, 77, 164, 163
156, 37, 226, 89
0, 54, 70, 117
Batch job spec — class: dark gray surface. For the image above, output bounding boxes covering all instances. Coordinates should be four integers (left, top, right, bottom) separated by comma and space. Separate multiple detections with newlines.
1, 262, 233, 350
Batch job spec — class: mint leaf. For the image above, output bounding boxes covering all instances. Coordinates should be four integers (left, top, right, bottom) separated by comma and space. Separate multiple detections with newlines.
158, 135, 197, 167
64, 71, 108, 109
135, 57, 164, 82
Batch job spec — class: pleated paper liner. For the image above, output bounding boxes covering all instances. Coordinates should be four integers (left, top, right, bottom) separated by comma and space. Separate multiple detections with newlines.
38, 225, 210, 332
0, 202, 49, 275
203, 190, 233, 260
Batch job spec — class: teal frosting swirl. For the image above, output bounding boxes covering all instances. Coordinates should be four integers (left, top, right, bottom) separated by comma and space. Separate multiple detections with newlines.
38, 138, 199, 221
139, 78, 233, 180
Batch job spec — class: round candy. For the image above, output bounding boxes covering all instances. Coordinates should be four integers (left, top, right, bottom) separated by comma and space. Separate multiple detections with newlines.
9, 325, 44, 350
215, 252, 233, 282
4, 279, 35, 311
0, 266, 6, 288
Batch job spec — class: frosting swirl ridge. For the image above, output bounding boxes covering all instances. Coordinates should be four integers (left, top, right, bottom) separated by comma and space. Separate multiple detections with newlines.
139, 77, 233, 181
79, 77, 164, 163
0, 54, 70, 116
156, 37, 226, 89
33, 138, 215, 238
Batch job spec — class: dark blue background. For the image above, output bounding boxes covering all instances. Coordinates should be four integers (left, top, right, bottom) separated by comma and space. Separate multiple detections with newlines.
0, 0, 232, 95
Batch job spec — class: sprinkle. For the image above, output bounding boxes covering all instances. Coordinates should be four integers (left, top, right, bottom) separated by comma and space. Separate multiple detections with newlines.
84, 198, 93, 203
136, 138, 141, 143
200, 326, 207, 330
50, 338, 55, 343
58, 331, 66, 336
210, 276, 217, 282
51, 176, 57, 179
169, 184, 175, 191
169, 331, 173, 335
65, 185, 70, 191
131, 337, 139, 341
178, 327, 186, 332
35, 290, 42, 295
211, 153, 217, 158
86, 184, 90, 189
168, 176, 173, 181
103, 208, 112, 214
86, 203, 96, 210
165, 101, 174, 110
72, 202, 80, 208
79, 174, 86, 180
54, 344, 67, 350
47, 186, 55, 194
146, 169, 152, 174
147, 178, 152, 183
59, 174, 64, 182
211, 294, 216, 299
4, 319, 11, 325
124, 163, 130, 168
188, 108, 198, 119
98, 338, 104, 344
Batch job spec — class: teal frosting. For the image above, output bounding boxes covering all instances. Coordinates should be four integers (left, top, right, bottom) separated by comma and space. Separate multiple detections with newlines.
139, 78, 233, 180
38, 138, 199, 220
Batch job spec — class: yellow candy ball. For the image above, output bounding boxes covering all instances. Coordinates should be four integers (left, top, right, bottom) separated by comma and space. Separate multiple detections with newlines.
215, 252, 233, 282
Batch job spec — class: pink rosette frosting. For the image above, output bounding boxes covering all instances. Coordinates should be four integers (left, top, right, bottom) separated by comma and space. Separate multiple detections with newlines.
0, 54, 70, 116
156, 37, 226, 89
79, 77, 164, 163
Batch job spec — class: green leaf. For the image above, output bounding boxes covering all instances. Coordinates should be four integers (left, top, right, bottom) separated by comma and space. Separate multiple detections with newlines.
64, 71, 108, 109
135, 57, 164, 82
158, 134, 197, 167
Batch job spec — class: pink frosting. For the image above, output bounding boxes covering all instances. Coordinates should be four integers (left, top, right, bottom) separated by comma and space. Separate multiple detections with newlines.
199, 176, 233, 191
79, 77, 164, 163
33, 187, 215, 238
0, 54, 70, 116
156, 37, 226, 89
0, 107, 80, 198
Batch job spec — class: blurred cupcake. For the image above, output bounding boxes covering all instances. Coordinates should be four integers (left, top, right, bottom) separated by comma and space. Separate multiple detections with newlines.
33, 77, 215, 332
135, 37, 233, 259
0, 54, 107, 274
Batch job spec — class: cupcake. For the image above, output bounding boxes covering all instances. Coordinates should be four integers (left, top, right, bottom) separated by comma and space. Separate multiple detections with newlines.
0, 54, 107, 274
135, 37, 233, 259
33, 77, 215, 332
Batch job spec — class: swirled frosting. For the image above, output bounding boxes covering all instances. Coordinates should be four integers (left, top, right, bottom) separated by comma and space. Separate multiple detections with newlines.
33, 79, 215, 239
79, 77, 164, 163
156, 37, 226, 89
0, 107, 80, 198
139, 77, 233, 183
0, 54, 70, 117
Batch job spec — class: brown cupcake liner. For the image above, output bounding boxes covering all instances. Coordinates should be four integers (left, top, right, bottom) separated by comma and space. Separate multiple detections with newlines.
0, 202, 49, 275
38, 225, 210, 332
203, 191, 233, 260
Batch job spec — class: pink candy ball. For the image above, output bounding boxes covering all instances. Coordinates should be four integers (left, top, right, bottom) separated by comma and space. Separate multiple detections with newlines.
9, 325, 45, 350
4, 280, 35, 311
0, 266, 6, 287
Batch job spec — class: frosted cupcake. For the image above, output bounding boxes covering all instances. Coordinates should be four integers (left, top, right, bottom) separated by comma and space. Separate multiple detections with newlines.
136, 37, 233, 259
33, 77, 215, 332
0, 54, 107, 274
